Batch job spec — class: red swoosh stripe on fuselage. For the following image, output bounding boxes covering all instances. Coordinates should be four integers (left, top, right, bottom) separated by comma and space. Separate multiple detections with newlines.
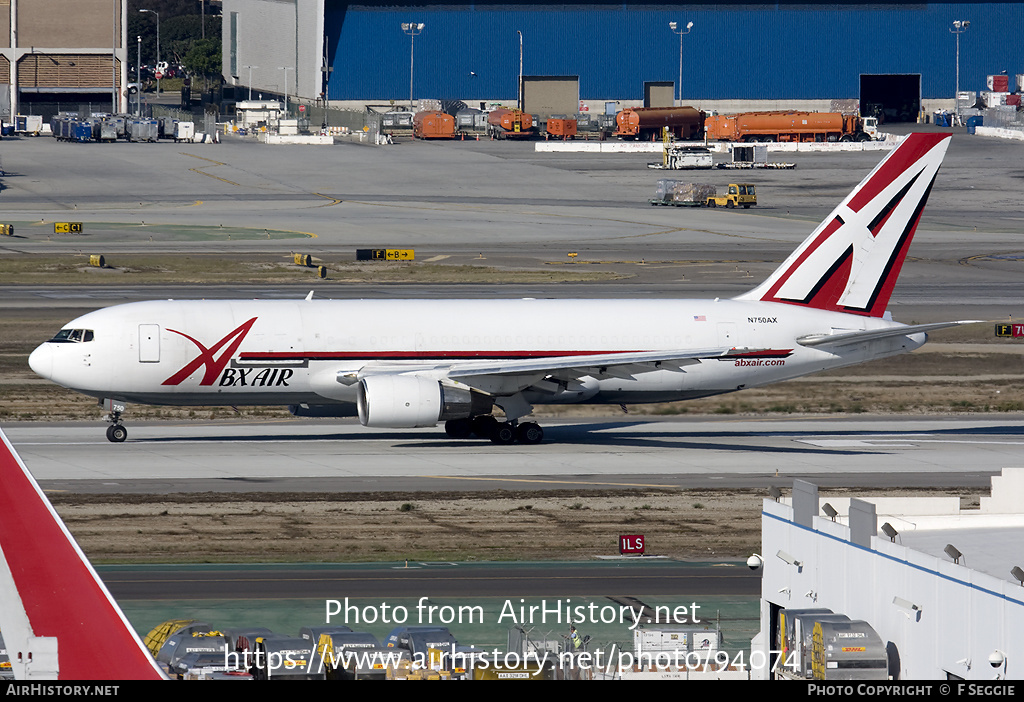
239, 350, 649, 361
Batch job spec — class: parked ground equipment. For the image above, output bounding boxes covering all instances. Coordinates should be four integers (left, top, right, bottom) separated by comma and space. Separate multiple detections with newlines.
455, 108, 488, 136
705, 111, 877, 142
648, 145, 713, 170
14, 115, 43, 136
545, 115, 578, 139
650, 180, 756, 208
717, 144, 796, 169
707, 183, 757, 208
615, 107, 705, 141
649, 180, 716, 207
487, 108, 534, 138
174, 121, 196, 143
413, 110, 456, 139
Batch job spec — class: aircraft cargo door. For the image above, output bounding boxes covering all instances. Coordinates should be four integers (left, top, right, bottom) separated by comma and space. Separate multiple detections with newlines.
139, 324, 160, 363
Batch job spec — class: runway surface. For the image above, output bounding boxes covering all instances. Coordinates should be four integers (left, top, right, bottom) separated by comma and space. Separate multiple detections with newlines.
8, 415, 1019, 493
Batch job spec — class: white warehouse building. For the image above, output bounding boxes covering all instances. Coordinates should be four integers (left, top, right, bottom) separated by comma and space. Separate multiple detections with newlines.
756, 470, 1024, 680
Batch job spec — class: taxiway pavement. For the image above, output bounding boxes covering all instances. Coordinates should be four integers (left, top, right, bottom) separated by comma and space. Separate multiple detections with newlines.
8, 416, 1019, 494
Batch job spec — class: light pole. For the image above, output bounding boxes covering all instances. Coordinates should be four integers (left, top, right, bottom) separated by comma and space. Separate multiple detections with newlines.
244, 65, 259, 101
669, 21, 694, 107
950, 20, 970, 124
402, 22, 425, 110
136, 35, 142, 116
517, 30, 523, 110
111, 0, 117, 113
139, 9, 160, 96
279, 66, 292, 117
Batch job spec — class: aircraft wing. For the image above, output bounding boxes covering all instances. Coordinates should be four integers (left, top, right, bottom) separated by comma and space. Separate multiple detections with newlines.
342, 347, 740, 392
797, 320, 981, 349
445, 346, 736, 380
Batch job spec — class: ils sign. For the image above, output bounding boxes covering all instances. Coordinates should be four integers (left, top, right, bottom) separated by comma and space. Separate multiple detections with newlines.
619, 534, 645, 555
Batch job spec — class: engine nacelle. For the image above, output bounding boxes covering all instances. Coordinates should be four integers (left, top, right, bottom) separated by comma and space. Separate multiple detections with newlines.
357, 375, 492, 428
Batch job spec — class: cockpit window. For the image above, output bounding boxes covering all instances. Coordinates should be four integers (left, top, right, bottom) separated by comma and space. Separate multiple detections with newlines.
49, 329, 94, 343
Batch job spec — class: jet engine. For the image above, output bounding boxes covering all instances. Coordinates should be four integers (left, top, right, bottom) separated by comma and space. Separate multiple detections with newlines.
357, 375, 492, 428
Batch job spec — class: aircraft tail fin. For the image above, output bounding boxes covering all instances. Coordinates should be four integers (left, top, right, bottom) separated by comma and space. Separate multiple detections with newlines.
736, 133, 951, 318
0, 428, 166, 680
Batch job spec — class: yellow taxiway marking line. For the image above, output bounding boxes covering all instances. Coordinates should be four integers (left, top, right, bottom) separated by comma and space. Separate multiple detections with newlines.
425, 476, 678, 489
180, 153, 227, 166
180, 152, 242, 186
312, 192, 343, 207
187, 168, 241, 186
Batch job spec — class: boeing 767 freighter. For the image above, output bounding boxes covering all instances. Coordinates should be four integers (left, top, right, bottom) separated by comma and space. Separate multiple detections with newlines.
29, 133, 972, 444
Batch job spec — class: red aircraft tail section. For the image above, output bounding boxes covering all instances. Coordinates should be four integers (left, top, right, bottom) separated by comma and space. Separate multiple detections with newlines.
0, 428, 166, 680
737, 133, 951, 318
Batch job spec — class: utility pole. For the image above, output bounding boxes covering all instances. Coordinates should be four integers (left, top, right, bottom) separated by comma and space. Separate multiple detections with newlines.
517, 30, 523, 110
139, 9, 160, 96
669, 21, 694, 107
950, 20, 970, 125
402, 23, 425, 110
279, 66, 292, 117
244, 65, 258, 101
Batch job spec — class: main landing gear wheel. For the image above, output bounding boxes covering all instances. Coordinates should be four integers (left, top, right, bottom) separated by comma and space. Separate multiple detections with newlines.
471, 415, 499, 439
106, 424, 127, 443
444, 418, 473, 439
516, 422, 544, 445
490, 423, 517, 445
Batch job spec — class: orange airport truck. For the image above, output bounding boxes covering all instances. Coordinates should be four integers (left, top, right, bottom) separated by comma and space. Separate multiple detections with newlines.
486, 108, 534, 138
614, 107, 705, 141
545, 115, 578, 139
413, 111, 455, 139
705, 111, 878, 143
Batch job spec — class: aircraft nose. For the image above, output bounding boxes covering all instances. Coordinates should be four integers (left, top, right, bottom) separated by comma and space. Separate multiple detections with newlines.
28, 343, 53, 379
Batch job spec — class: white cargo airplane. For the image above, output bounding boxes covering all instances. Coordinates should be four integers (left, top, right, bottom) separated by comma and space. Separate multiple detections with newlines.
30, 133, 971, 445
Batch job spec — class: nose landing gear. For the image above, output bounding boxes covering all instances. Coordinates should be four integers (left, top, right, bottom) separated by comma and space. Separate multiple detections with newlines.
101, 399, 128, 443
105, 423, 127, 443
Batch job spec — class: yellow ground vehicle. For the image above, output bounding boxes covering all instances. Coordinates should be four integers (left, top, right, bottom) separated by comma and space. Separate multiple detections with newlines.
707, 183, 756, 209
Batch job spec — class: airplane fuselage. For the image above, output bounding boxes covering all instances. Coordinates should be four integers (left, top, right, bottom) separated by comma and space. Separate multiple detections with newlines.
29, 297, 924, 409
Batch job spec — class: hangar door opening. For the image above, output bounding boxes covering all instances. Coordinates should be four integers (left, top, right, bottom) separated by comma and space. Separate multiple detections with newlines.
644, 81, 674, 108
860, 74, 920, 124
522, 76, 579, 121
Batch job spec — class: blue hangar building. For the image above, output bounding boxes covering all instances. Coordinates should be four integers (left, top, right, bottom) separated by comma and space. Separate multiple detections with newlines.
222, 1, 1021, 119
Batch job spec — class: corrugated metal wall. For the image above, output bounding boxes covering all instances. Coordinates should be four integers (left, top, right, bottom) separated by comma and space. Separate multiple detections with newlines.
324, 3, 1024, 101
225, 0, 324, 101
